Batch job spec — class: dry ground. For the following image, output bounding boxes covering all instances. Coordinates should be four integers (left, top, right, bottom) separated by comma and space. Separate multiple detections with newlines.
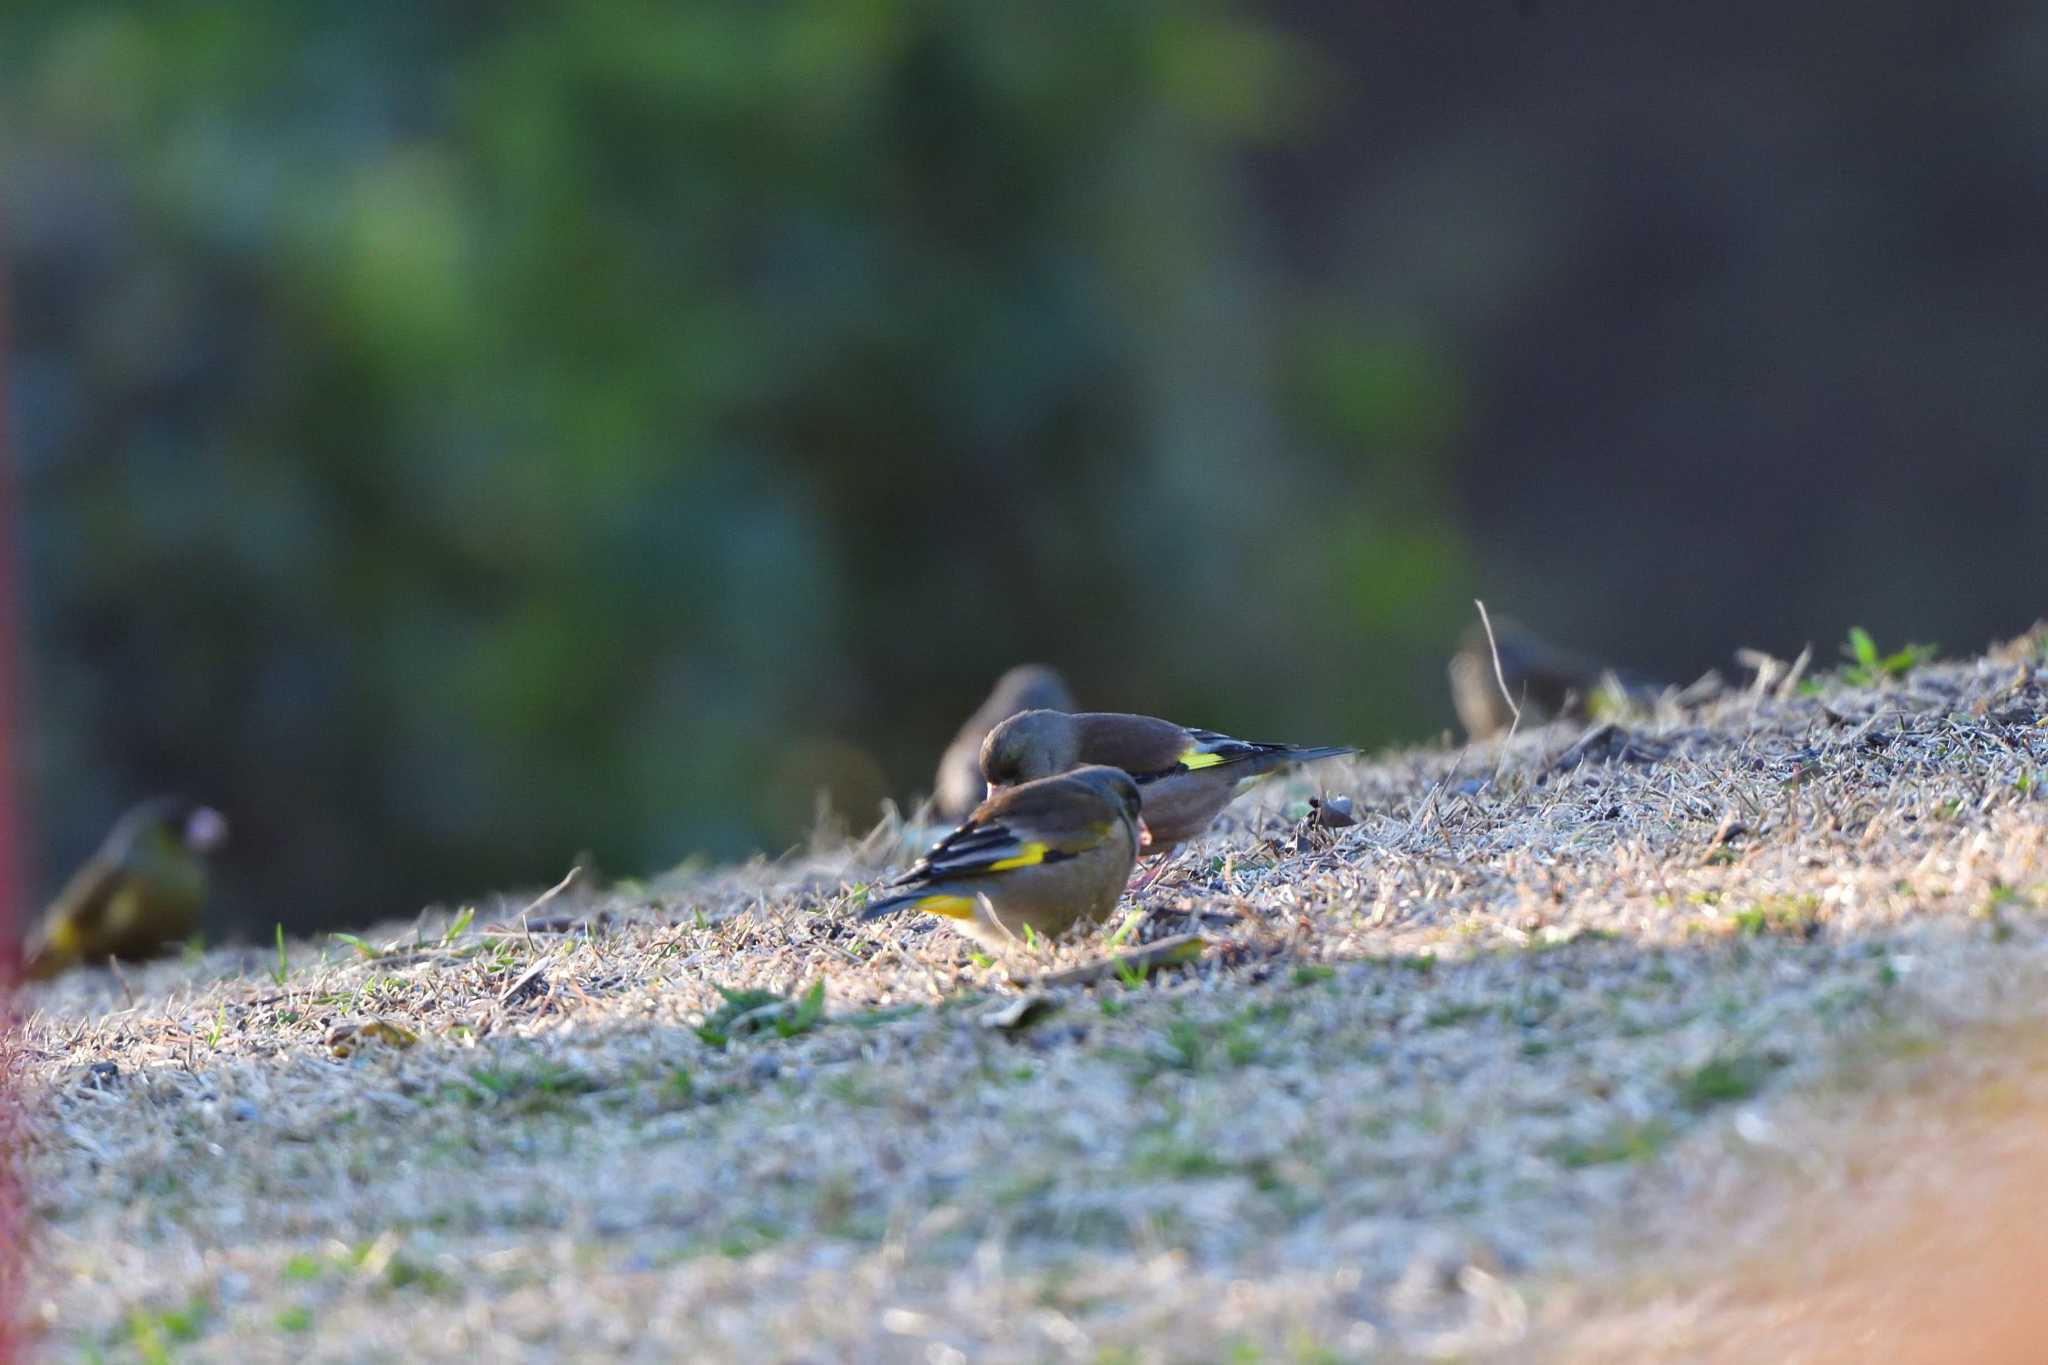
10, 631, 2048, 1362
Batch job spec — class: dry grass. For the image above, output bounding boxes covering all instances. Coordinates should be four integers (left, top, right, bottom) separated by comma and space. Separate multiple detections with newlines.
10, 630, 2048, 1361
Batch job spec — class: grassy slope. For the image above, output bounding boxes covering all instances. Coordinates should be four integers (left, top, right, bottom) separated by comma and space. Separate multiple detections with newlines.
14, 633, 2048, 1362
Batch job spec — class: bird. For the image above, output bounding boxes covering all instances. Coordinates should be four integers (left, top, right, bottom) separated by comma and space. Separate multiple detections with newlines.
860, 764, 1141, 949
22, 798, 229, 981
931, 663, 1075, 821
979, 710, 1355, 854
1447, 618, 1661, 740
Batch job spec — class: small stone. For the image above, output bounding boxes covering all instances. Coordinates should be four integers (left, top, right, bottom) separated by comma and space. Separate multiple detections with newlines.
227, 1098, 261, 1122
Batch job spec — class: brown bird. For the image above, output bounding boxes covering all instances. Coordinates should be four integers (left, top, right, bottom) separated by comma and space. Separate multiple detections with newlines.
931, 663, 1075, 821
861, 764, 1141, 949
1448, 618, 1661, 740
980, 710, 1354, 854
23, 798, 229, 980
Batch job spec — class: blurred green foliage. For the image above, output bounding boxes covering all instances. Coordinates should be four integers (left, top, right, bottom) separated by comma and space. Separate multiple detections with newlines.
4, 2, 1469, 932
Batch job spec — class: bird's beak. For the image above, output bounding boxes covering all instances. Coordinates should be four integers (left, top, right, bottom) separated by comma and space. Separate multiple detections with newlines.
183, 807, 229, 854
1138, 818, 1155, 850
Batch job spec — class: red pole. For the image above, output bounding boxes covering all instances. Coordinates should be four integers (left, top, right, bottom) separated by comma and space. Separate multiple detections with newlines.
0, 195, 26, 1365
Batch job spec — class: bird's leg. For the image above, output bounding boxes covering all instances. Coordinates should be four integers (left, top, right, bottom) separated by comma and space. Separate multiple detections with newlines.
1123, 816, 1171, 894
976, 891, 1008, 941
1128, 852, 1175, 896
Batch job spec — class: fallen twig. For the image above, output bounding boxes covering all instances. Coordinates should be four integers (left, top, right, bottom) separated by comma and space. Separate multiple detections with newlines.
1021, 933, 1211, 990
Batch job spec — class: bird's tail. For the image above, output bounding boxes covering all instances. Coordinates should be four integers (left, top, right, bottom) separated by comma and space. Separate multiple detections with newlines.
859, 889, 978, 922
1283, 744, 1356, 765
1234, 743, 1356, 779
21, 920, 77, 980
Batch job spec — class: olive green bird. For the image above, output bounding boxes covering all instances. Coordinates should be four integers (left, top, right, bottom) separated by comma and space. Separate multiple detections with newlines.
931, 663, 1075, 821
22, 798, 228, 981
861, 764, 1141, 949
980, 710, 1354, 854
1447, 618, 1663, 740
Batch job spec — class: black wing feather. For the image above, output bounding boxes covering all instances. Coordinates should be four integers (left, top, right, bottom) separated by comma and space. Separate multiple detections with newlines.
894, 816, 1071, 888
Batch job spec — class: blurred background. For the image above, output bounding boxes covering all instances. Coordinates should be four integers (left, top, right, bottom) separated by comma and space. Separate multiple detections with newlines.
4, 2, 2045, 938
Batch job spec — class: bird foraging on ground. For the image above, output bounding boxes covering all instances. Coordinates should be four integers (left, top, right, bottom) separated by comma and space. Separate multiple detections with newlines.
932, 663, 1075, 821
1447, 618, 1661, 740
980, 710, 1355, 854
22, 798, 229, 980
860, 764, 1141, 949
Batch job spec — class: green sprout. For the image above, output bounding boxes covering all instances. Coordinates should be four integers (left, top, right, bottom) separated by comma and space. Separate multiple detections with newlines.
1841, 626, 1936, 686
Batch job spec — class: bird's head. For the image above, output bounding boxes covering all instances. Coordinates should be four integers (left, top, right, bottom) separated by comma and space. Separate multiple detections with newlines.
1063, 764, 1145, 839
987, 664, 1073, 716
979, 708, 1080, 790
111, 797, 230, 863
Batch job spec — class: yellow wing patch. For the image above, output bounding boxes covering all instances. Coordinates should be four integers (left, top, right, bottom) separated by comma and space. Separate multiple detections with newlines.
1178, 747, 1228, 771
985, 841, 1050, 872
911, 894, 978, 920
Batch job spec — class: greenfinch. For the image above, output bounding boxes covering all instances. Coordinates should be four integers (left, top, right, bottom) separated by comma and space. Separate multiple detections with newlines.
23, 798, 228, 980
861, 764, 1141, 948
932, 664, 1075, 821
980, 710, 1354, 854
1448, 618, 1660, 739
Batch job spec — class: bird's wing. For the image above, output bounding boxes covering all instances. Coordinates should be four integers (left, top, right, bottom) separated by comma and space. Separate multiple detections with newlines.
863, 772, 1130, 923
863, 810, 1098, 922
1159, 729, 1355, 781
1071, 712, 1338, 780
904, 770, 1130, 884
899, 815, 1079, 886
1072, 713, 1204, 778
1180, 728, 1287, 767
